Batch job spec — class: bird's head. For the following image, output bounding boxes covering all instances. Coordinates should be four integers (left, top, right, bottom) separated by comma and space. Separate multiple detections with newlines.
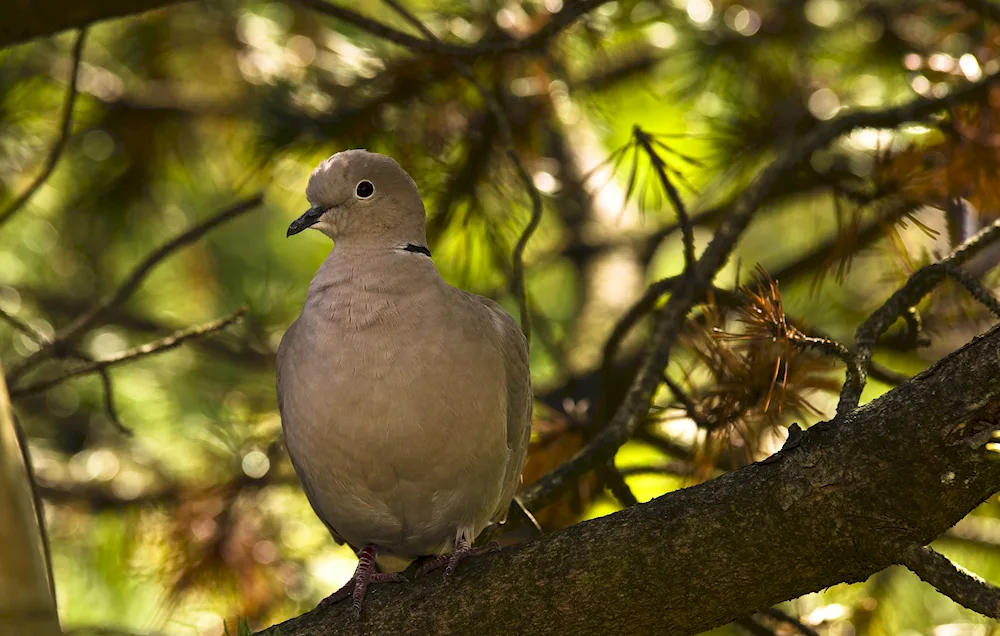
287, 149, 427, 247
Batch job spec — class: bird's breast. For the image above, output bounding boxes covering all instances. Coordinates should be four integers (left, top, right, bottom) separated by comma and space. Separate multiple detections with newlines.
280, 277, 511, 554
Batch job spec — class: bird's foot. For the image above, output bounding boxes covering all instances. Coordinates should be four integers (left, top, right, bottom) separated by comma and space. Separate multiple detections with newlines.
317, 544, 406, 615
415, 537, 501, 579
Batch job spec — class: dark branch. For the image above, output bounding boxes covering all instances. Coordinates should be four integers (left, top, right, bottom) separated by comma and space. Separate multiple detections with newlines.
943, 265, 1000, 318
94, 368, 129, 436
634, 126, 695, 271
0, 308, 48, 346
0, 28, 86, 230
261, 323, 1000, 634
596, 463, 639, 507
9, 308, 246, 398
521, 68, 1000, 515
0, 0, 183, 47
296, 0, 610, 59
756, 608, 820, 636
841, 217, 1000, 413
617, 460, 698, 477
6, 194, 262, 385
734, 616, 775, 636
899, 545, 1000, 618
0, 307, 131, 435
379, 0, 543, 344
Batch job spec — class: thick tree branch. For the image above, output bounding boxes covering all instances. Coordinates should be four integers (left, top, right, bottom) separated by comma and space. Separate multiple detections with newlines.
0, 0, 186, 48
261, 323, 1000, 635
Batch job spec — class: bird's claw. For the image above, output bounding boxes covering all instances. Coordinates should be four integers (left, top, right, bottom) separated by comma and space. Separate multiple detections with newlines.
416, 539, 501, 579
318, 544, 406, 615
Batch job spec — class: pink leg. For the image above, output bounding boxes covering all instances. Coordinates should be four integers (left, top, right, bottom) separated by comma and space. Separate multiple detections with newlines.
317, 544, 406, 615
415, 535, 501, 578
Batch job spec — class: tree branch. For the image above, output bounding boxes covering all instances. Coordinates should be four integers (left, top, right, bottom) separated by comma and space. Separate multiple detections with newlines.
633, 126, 695, 271
379, 0, 544, 343
521, 68, 1000, 516
0, 0, 186, 48
5, 194, 262, 385
260, 323, 1000, 635
899, 545, 1000, 618
756, 608, 819, 636
296, 0, 610, 58
841, 217, 1000, 413
0, 28, 86, 230
9, 308, 246, 398
0, 307, 132, 435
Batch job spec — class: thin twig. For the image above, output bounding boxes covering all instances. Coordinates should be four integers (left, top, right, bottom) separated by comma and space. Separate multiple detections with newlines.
596, 463, 639, 507
634, 126, 695, 271
867, 360, 910, 386
95, 368, 129, 435
899, 544, 1000, 618
943, 265, 1000, 318
841, 217, 1000, 413
0, 307, 48, 345
0, 307, 131, 434
299, 0, 609, 58
617, 461, 697, 477
595, 199, 915, 421
663, 374, 713, 429
37, 469, 300, 510
380, 0, 543, 344
598, 277, 677, 378
0, 28, 87, 230
6, 195, 262, 385
10, 308, 247, 398
758, 608, 820, 636
786, 330, 864, 403
594, 277, 697, 423
734, 616, 776, 636
633, 427, 698, 460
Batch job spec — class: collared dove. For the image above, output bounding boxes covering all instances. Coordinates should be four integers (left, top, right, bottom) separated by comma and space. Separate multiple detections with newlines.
276, 149, 532, 613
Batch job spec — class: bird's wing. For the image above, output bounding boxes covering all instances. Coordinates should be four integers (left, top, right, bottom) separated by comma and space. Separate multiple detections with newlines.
477, 298, 532, 523
277, 320, 349, 547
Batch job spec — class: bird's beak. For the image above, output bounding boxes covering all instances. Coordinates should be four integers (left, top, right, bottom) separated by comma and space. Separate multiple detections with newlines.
287, 206, 327, 237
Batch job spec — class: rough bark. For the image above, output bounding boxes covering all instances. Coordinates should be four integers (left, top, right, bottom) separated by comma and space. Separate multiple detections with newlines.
260, 324, 1000, 635
0, 0, 190, 48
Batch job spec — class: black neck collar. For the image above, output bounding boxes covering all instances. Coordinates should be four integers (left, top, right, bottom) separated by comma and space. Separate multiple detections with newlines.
402, 244, 432, 257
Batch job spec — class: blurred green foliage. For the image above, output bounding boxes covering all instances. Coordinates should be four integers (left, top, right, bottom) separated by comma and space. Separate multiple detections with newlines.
3, 0, 1000, 634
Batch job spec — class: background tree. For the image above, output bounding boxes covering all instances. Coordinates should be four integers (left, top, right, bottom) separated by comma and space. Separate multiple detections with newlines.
3, 0, 1000, 634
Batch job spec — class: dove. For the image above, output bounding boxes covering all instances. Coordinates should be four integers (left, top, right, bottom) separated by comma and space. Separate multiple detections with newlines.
276, 149, 532, 613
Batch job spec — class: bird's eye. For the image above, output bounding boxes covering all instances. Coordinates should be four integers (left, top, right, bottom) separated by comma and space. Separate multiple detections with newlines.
355, 180, 375, 199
